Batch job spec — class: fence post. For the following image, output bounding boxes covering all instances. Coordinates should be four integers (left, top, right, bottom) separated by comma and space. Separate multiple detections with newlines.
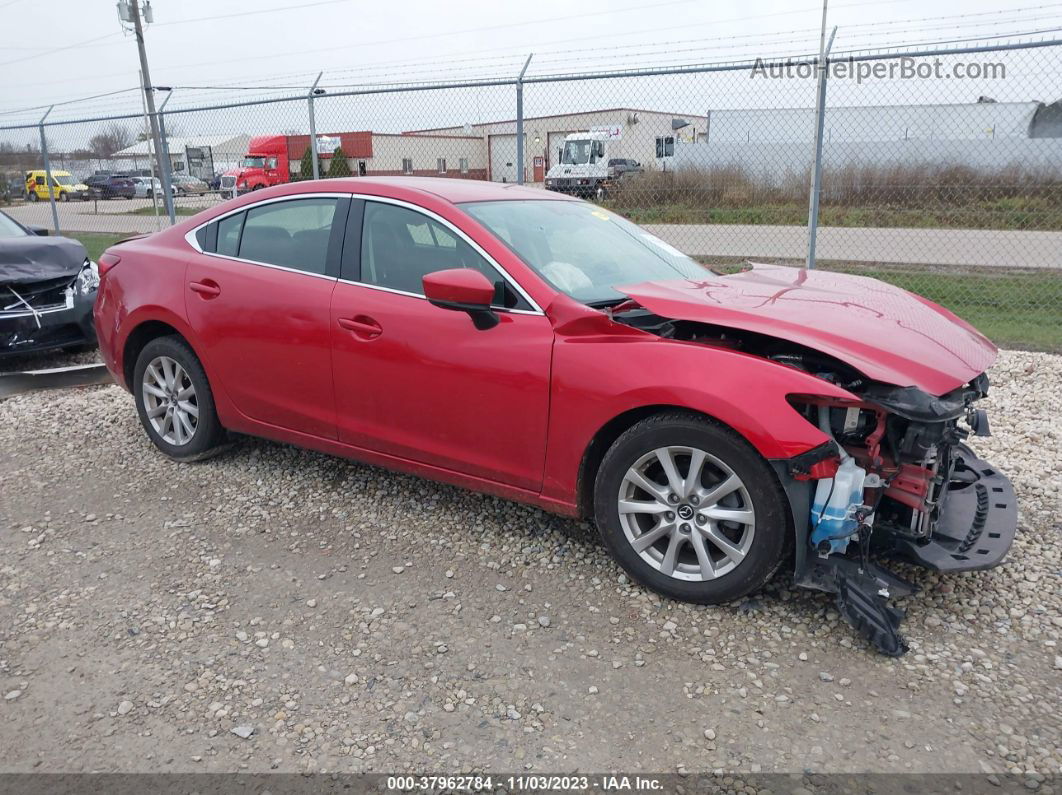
515, 54, 533, 185
806, 23, 836, 270
157, 89, 176, 224
38, 106, 60, 236
308, 72, 323, 180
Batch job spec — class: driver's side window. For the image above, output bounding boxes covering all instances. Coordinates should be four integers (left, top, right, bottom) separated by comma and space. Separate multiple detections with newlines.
359, 201, 528, 309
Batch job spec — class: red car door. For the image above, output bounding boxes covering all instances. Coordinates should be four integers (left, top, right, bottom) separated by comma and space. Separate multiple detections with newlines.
184, 195, 347, 439
330, 199, 553, 491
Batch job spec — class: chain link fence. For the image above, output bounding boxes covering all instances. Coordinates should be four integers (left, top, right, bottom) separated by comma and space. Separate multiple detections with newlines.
2, 38, 1060, 351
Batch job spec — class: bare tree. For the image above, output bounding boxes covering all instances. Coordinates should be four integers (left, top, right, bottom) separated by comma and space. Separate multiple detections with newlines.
88, 123, 134, 158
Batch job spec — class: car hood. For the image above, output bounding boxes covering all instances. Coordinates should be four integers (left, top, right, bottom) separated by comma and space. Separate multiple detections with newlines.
617, 264, 997, 396
0, 235, 87, 285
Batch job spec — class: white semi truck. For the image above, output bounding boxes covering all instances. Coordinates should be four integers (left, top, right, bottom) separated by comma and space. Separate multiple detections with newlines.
543, 130, 643, 199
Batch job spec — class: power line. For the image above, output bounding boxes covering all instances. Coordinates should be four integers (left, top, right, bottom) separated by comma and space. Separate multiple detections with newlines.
0, 88, 141, 117
109, 0, 904, 81
152, 0, 354, 27
0, 31, 125, 68
4, 0, 1053, 93
3, 2, 1060, 115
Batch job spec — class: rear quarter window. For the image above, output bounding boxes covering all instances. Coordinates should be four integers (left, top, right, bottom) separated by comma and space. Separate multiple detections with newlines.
217, 213, 244, 257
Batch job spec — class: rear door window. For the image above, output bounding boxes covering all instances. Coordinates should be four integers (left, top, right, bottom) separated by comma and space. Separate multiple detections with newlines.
238, 198, 338, 275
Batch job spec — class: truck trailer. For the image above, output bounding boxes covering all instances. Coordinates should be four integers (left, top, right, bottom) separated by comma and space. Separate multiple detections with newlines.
220, 132, 372, 193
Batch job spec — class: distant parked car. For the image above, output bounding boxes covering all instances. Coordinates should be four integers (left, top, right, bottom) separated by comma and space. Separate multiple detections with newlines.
85, 175, 136, 200
607, 158, 643, 180
2, 177, 24, 203
0, 209, 98, 355
171, 175, 209, 196
130, 176, 177, 200
24, 170, 90, 202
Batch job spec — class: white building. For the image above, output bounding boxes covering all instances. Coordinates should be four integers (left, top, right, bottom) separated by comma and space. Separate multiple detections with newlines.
113, 134, 251, 178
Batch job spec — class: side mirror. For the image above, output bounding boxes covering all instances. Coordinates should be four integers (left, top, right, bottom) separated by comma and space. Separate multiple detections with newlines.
28, 226, 49, 236
422, 268, 499, 330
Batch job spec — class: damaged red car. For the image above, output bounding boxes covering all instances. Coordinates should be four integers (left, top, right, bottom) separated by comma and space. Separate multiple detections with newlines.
93, 178, 1016, 655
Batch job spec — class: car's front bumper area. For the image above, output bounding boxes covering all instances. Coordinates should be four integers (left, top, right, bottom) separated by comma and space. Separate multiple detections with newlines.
0, 290, 97, 356
883, 445, 1017, 571
781, 443, 1017, 657
545, 178, 603, 196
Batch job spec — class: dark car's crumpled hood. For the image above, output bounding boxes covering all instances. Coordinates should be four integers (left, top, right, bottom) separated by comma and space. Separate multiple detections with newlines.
0, 235, 87, 285
617, 264, 997, 396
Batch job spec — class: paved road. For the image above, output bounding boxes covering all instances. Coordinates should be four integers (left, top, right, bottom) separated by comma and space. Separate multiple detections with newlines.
8, 201, 1061, 270
644, 223, 1062, 270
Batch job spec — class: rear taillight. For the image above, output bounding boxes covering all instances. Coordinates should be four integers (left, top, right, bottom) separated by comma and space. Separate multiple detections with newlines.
98, 252, 121, 277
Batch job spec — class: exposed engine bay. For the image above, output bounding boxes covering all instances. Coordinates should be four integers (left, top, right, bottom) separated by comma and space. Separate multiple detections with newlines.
611, 306, 1018, 656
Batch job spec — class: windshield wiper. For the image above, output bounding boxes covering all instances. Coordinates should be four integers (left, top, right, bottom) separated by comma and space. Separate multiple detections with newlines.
586, 297, 628, 309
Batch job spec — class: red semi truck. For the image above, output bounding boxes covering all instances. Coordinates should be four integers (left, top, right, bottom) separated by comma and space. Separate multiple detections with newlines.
221, 132, 372, 193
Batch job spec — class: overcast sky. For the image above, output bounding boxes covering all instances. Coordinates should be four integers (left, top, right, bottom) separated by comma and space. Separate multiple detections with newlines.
1, 0, 1058, 138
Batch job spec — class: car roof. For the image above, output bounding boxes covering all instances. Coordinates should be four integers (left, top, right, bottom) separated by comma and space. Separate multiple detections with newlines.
323, 176, 576, 204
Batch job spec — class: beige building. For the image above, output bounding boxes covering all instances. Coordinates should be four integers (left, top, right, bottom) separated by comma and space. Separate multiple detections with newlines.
409, 107, 705, 182
361, 134, 486, 179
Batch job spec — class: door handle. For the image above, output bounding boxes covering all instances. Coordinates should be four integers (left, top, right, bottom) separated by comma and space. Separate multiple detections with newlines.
338, 315, 382, 339
189, 280, 221, 298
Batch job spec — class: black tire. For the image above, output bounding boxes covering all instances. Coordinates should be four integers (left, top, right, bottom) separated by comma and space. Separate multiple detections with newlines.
133, 335, 228, 462
593, 411, 790, 605
59, 191, 69, 202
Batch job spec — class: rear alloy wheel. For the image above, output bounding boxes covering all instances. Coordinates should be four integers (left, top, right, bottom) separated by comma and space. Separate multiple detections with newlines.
142, 355, 198, 446
134, 336, 227, 461
594, 412, 789, 604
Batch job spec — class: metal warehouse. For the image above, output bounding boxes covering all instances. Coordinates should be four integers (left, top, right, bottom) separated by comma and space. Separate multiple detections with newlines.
673, 98, 1062, 179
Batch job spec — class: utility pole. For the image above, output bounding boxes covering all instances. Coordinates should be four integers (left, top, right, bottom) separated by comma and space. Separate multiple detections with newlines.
127, 0, 174, 215
308, 72, 324, 180
805, 0, 835, 270
515, 54, 533, 185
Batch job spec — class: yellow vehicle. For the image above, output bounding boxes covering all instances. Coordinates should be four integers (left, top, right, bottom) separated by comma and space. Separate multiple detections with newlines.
24, 170, 90, 202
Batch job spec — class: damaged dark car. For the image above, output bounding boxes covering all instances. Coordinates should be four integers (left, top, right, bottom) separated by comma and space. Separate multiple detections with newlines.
0, 210, 99, 357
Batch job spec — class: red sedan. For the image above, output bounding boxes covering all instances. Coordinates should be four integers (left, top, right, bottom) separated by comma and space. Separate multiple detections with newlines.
94, 177, 1016, 655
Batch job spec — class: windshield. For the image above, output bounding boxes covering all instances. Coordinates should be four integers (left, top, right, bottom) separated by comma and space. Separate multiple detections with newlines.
0, 212, 27, 239
243, 156, 266, 168
560, 140, 591, 165
462, 200, 706, 304
54, 175, 74, 185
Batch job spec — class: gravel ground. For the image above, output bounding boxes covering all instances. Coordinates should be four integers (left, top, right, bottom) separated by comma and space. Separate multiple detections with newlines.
0, 349, 1058, 777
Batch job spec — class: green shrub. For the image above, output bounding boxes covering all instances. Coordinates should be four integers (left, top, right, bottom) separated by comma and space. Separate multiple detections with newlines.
327, 147, 352, 178
298, 147, 315, 181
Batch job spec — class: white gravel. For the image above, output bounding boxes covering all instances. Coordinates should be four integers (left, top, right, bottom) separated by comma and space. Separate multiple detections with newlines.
0, 349, 1058, 776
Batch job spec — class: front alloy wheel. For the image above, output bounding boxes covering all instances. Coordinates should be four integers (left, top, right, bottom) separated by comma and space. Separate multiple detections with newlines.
594, 412, 789, 604
142, 355, 199, 446
618, 446, 756, 582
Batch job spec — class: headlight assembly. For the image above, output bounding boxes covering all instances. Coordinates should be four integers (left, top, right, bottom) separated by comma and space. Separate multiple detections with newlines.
76, 259, 100, 295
